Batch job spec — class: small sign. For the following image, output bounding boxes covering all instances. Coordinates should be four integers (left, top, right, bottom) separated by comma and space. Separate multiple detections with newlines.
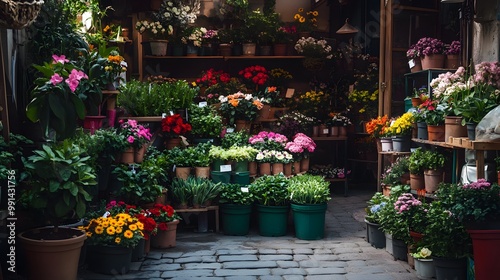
169, 111, 174, 116
162, 113, 167, 119
102, 211, 110, 218
220, 165, 232, 172
241, 187, 249, 193
198, 101, 208, 107
408, 59, 416, 69
323, 129, 329, 134
226, 127, 234, 133
172, 165, 176, 172
285, 88, 295, 98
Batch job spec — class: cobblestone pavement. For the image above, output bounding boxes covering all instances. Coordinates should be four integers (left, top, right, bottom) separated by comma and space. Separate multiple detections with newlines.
79, 188, 419, 280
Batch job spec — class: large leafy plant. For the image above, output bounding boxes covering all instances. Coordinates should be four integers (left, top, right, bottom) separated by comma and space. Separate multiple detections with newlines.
250, 174, 289, 206
219, 183, 255, 205
112, 162, 164, 205
22, 140, 96, 227
287, 174, 331, 204
188, 105, 223, 139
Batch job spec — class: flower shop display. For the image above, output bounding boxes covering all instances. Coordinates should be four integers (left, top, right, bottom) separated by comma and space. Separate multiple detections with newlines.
411, 248, 436, 279
218, 91, 264, 128
79, 213, 144, 274
250, 174, 290, 236
445, 40, 461, 69
288, 174, 331, 240
118, 119, 152, 163
365, 192, 389, 248
437, 180, 500, 279
414, 37, 445, 69
219, 183, 254, 236
161, 113, 192, 149
148, 203, 181, 248
294, 37, 333, 71
421, 149, 446, 193
135, 20, 173, 55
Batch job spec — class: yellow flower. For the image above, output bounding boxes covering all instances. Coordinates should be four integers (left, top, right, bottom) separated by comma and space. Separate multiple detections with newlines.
101, 221, 109, 228
95, 226, 104, 234
129, 224, 138, 231
124, 230, 134, 239
106, 226, 116, 235
115, 237, 121, 244
312, 11, 319, 16
298, 8, 304, 12
116, 220, 125, 227
86, 232, 92, 237
137, 222, 144, 231
299, 16, 306, 23
294, 14, 300, 20
115, 227, 123, 234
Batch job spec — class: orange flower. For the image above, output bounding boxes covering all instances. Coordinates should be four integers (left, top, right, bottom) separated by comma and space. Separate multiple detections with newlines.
253, 100, 263, 110
267, 86, 277, 92
365, 115, 389, 138
229, 99, 239, 107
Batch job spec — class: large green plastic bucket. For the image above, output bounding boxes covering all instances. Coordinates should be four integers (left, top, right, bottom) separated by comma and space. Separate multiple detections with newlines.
231, 171, 250, 186
220, 204, 252, 236
291, 203, 327, 240
256, 204, 289, 237
211, 171, 231, 184
234, 160, 249, 172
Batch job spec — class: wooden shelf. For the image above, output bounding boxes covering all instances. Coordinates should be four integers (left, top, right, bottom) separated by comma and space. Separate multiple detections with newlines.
143, 55, 304, 60
446, 137, 500, 150
379, 151, 411, 155
176, 206, 219, 233
412, 138, 455, 149
312, 136, 348, 141
102, 90, 119, 95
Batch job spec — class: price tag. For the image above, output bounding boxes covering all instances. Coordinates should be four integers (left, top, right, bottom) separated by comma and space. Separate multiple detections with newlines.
172, 165, 176, 172
241, 187, 249, 193
285, 88, 295, 98
162, 113, 167, 119
408, 59, 416, 69
323, 129, 329, 134
226, 127, 234, 133
220, 165, 232, 172
102, 211, 110, 218
170, 111, 174, 116
198, 101, 208, 107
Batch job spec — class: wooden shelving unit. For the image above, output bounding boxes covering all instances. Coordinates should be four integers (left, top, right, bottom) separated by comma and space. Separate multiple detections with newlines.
311, 136, 349, 196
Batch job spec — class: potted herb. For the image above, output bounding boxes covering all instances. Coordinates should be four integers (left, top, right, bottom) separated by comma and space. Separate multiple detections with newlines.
421, 149, 446, 193
249, 174, 290, 237
287, 174, 331, 240
219, 183, 254, 236
19, 139, 96, 280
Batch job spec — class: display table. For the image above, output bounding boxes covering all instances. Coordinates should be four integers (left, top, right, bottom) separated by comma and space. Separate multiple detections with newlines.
176, 205, 219, 233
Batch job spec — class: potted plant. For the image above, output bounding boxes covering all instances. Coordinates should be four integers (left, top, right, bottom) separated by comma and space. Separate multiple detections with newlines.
192, 143, 212, 178
445, 40, 461, 69
287, 174, 331, 240
292, 7, 319, 37
408, 148, 426, 190
112, 162, 164, 206
187, 104, 223, 143
436, 180, 500, 279
411, 247, 436, 279
167, 146, 195, 179
394, 193, 429, 244
386, 112, 414, 152
414, 37, 445, 69
285, 133, 316, 172
19, 139, 96, 280
406, 44, 422, 72
218, 183, 254, 236
148, 203, 181, 248
117, 119, 152, 163
294, 37, 333, 72
381, 156, 410, 191
161, 113, 192, 149
365, 192, 389, 248
421, 201, 471, 279
421, 149, 446, 193
135, 20, 173, 56
78, 212, 144, 274
250, 174, 290, 236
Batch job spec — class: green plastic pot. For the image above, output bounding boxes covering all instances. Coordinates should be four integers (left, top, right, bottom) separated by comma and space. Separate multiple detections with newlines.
220, 204, 252, 236
256, 204, 289, 237
210, 171, 231, 184
234, 160, 249, 172
291, 203, 327, 240
230, 171, 250, 186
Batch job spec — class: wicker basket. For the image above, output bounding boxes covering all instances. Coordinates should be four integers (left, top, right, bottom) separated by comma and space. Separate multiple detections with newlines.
0, 0, 44, 29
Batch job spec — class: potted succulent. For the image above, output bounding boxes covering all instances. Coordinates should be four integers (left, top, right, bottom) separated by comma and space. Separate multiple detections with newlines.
421, 149, 446, 193
19, 139, 96, 280
78, 212, 144, 274
219, 183, 255, 236
249, 174, 290, 236
287, 174, 331, 240
365, 192, 389, 248
436, 180, 500, 279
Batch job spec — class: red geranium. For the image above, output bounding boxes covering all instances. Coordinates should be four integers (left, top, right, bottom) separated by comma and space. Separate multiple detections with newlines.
238, 65, 269, 88
135, 213, 157, 239
148, 203, 181, 232
196, 68, 231, 88
161, 114, 192, 137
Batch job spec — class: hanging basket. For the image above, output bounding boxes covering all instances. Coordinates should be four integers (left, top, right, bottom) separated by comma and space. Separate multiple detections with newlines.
0, 0, 44, 29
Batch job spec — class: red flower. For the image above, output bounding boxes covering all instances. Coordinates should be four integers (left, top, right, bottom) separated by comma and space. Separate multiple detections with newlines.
158, 222, 168, 231
161, 114, 191, 137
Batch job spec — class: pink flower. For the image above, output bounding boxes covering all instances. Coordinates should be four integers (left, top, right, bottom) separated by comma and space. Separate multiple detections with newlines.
52, 54, 69, 64
50, 73, 63, 85
127, 136, 135, 143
